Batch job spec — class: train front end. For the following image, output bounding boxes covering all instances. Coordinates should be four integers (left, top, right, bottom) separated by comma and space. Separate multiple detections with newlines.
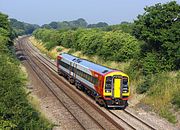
103, 71, 130, 108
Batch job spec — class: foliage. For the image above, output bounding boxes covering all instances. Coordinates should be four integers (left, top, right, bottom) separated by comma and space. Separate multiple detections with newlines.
42, 18, 109, 30
172, 92, 180, 109
41, 18, 88, 29
141, 71, 180, 123
33, 28, 140, 62
10, 18, 40, 36
87, 22, 108, 28
0, 12, 52, 129
102, 22, 134, 34
56, 47, 63, 52
136, 75, 152, 94
133, 1, 180, 72
171, 72, 180, 109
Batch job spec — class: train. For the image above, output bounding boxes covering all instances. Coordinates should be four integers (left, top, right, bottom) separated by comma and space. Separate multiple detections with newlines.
57, 53, 130, 108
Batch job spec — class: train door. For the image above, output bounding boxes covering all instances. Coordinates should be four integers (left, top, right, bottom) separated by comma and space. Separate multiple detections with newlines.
113, 76, 121, 98
73, 63, 77, 78
69, 62, 73, 76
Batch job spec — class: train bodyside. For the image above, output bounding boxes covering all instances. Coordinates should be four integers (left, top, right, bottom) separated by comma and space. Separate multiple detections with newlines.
57, 53, 130, 108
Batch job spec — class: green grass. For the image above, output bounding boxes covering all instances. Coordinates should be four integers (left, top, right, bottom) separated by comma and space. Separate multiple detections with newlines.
160, 108, 177, 124
140, 71, 180, 123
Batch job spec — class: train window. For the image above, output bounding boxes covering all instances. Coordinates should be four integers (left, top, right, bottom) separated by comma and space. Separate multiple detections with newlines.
77, 69, 79, 75
92, 77, 98, 85
59, 60, 70, 69
82, 72, 85, 78
90, 77, 93, 83
80, 71, 82, 76
75, 69, 97, 85
87, 75, 91, 82
105, 76, 112, 89
123, 77, 128, 85
85, 73, 87, 79
77, 69, 80, 76
86, 74, 88, 80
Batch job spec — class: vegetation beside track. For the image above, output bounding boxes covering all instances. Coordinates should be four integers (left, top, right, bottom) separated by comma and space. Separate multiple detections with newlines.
0, 12, 52, 129
32, 1, 180, 124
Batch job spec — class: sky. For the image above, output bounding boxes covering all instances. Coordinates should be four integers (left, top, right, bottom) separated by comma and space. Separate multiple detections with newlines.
0, 0, 179, 25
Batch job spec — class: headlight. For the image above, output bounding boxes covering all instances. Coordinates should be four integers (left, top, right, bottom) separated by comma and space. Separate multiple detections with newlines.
105, 90, 111, 93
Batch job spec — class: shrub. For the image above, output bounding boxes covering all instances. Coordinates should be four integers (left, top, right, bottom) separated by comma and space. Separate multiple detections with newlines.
45, 41, 57, 50
56, 47, 63, 52
136, 75, 153, 94
0, 12, 52, 129
172, 93, 180, 109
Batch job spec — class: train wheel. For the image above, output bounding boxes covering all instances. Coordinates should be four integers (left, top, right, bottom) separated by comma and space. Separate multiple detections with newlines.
68, 76, 74, 84
70, 78, 75, 84
95, 96, 104, 107
75, 81, 81, 90
58, 69, 62, 75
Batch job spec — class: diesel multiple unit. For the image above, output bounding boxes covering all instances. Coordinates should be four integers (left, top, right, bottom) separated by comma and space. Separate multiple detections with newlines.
57, 53, 130, 108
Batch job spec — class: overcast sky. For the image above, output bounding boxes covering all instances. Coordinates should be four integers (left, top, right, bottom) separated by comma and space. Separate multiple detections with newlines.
0, 0, 178, 25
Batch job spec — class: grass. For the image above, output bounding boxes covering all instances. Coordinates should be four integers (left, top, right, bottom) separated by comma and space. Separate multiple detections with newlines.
21, 65, 54, 128
141, 71, 180, 123
29, 37, 57, 59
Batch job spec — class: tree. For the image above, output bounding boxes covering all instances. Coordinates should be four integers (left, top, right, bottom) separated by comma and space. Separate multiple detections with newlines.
49, 21, 58, 29
133, 1, 180, 70
10, 18, 39, 35
87, 22, 108, 28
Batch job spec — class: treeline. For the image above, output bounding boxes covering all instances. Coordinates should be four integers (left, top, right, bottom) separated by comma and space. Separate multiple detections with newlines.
10, 17, 109, 35
10, 18, 40, 36
0, 12, 51, 129
41, 18, 108, 29
42, 18, 87, 29
33, 28, 140, 62
102, 21, 134, 34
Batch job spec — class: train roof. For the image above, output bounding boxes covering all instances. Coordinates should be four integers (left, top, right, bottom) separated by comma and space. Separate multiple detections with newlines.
59, 53, 114, 74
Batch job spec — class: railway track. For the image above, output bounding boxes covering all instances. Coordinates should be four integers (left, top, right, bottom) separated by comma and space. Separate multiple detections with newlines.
17, 40, 88, 130
109, 109, 156, 130
124, 109, 156, 129
16, 36, 157, 130
17, 37, 124, 130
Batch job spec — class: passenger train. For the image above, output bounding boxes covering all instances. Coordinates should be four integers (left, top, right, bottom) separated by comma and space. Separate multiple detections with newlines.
57, 53, 130, 108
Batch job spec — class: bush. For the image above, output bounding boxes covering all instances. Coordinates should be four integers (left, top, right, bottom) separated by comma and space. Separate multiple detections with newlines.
141, 52, 160, 76
33, 28, 141, 62
136, 76, 153, 94
56, 47, 63, 52
172, 93, 180, 109
0, 12, 52, 129
44, 41, 57, 50
133, 1, 180, 71
171, 72, 180, 109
